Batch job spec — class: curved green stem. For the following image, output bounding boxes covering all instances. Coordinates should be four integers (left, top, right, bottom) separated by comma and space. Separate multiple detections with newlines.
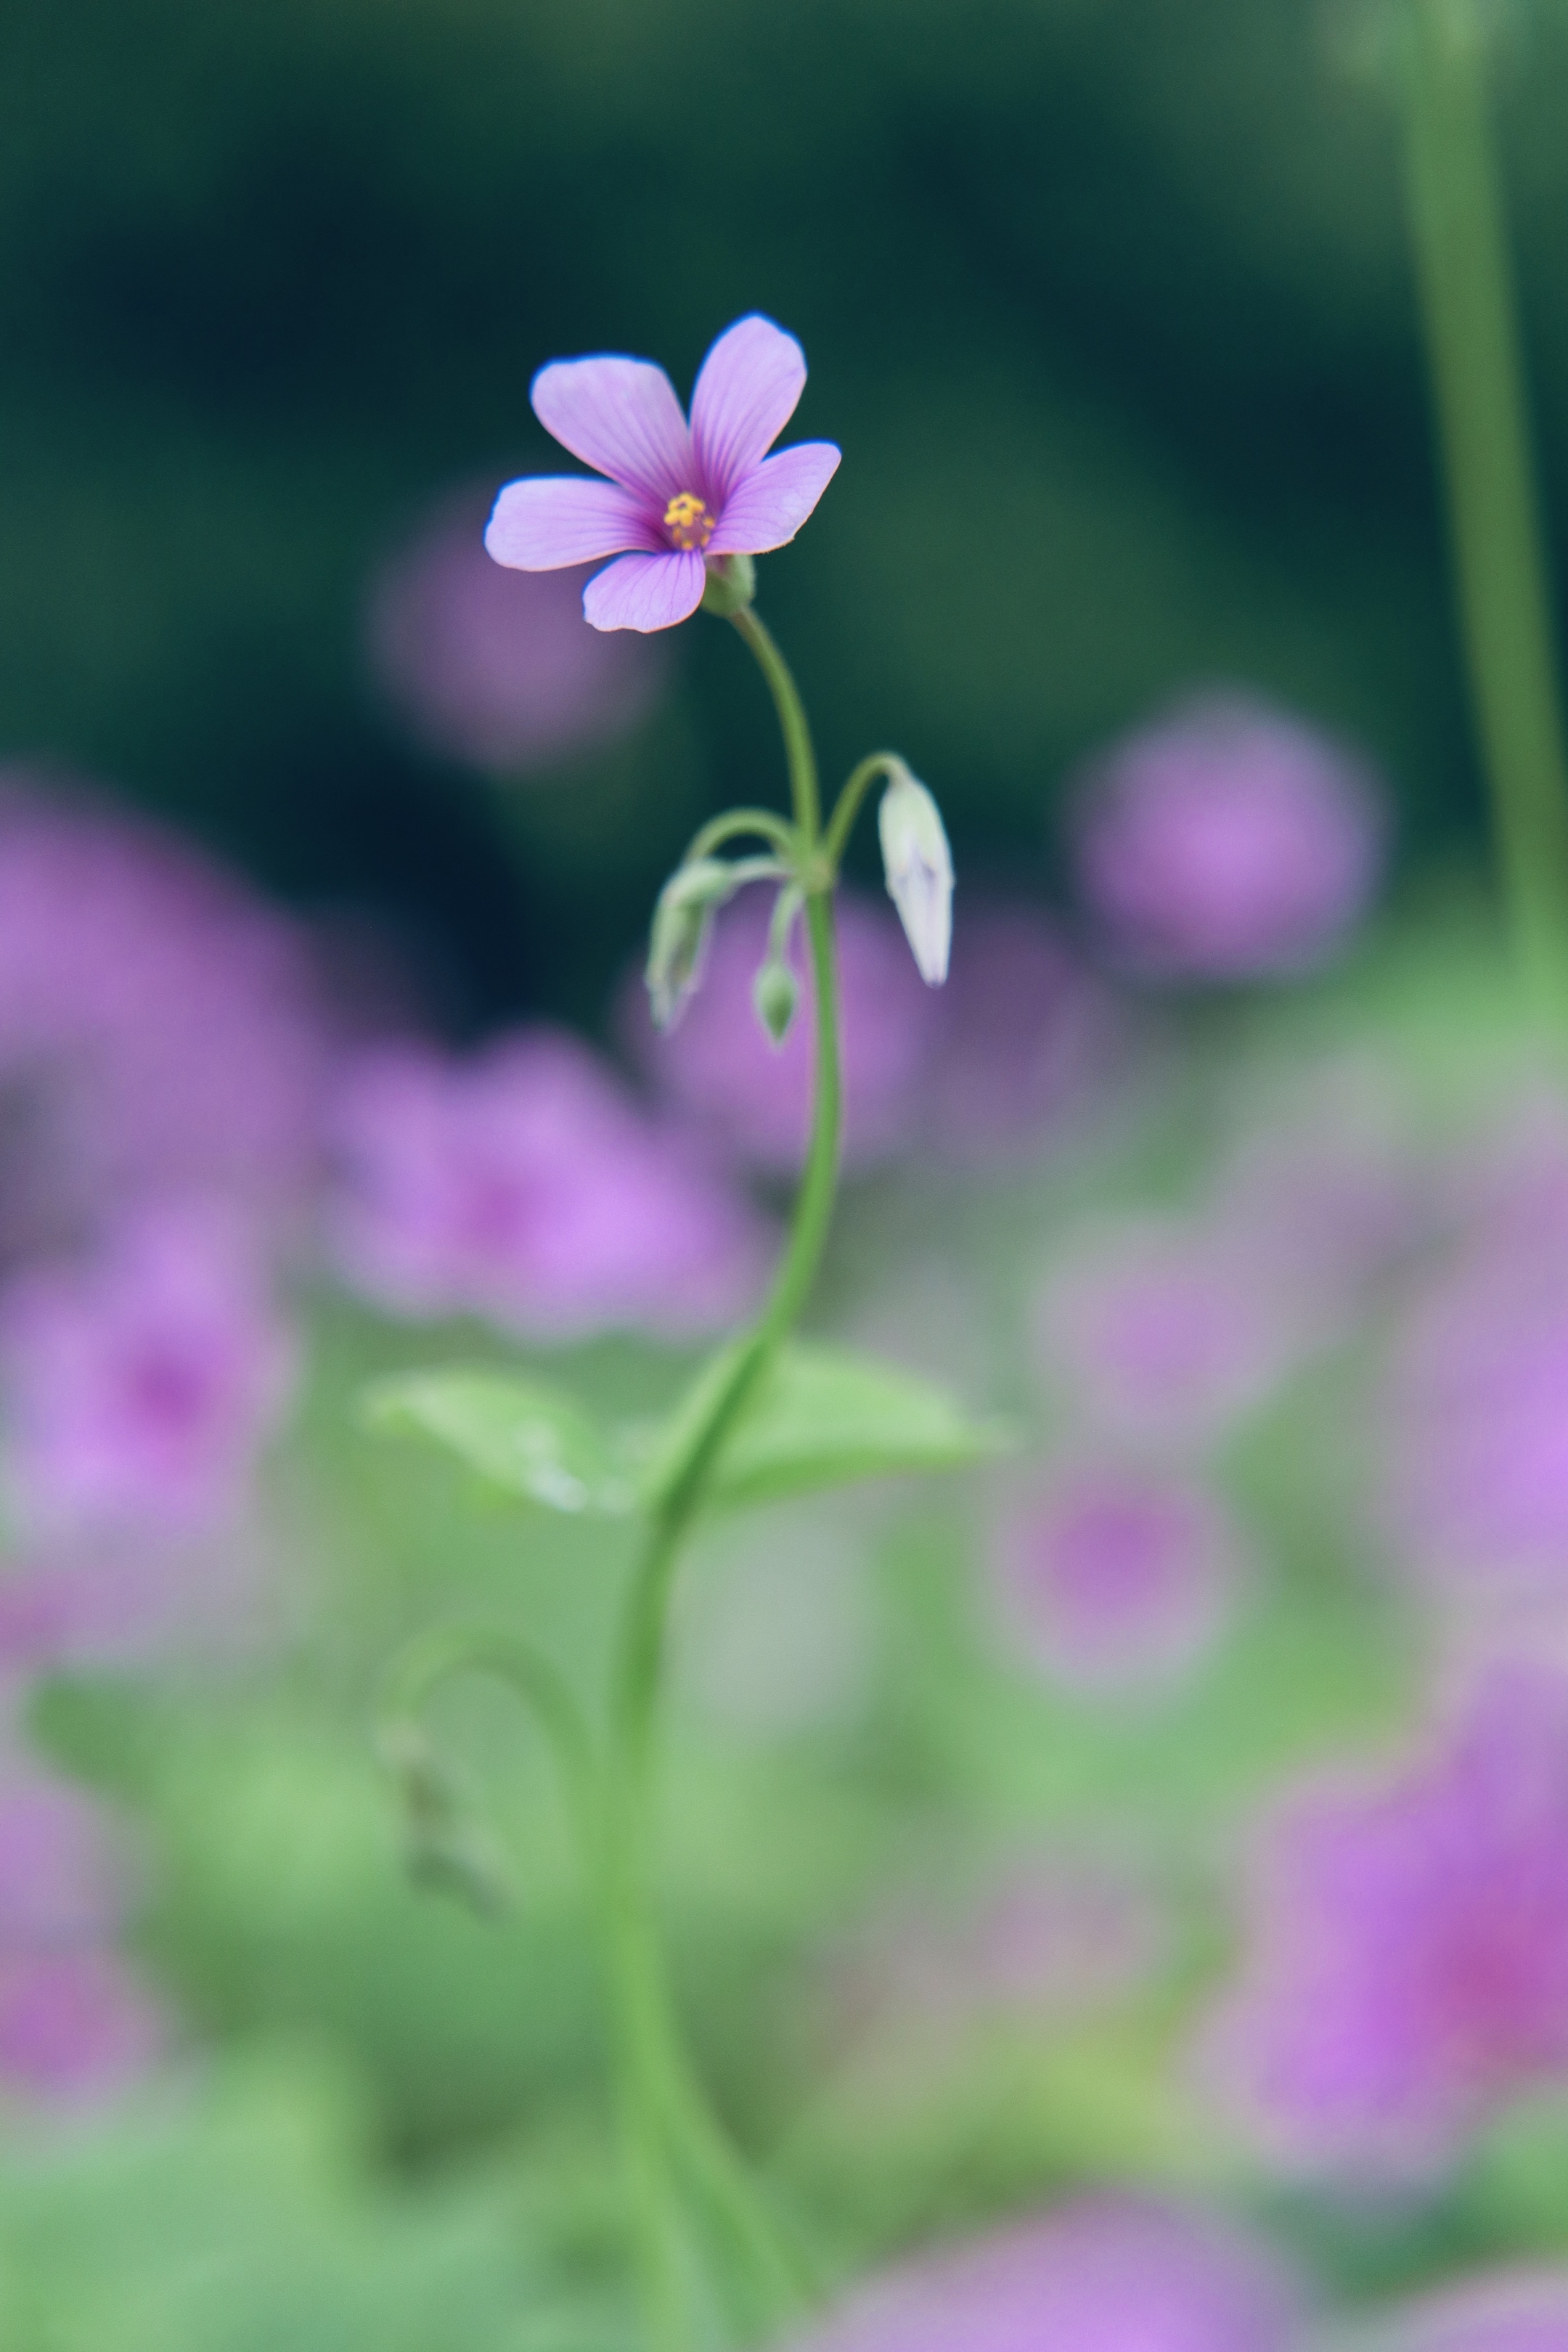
1397, 0, 1568, 1027
601, 605, 844, 2339
685, 806, 803, 865
378, 1621, 596, 1836
821, 751, 903, 873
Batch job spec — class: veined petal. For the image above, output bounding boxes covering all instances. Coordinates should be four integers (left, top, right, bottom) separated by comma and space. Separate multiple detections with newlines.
583, 550, 706, 634
485, 476, 658, 570
691, 316, 807, 502
531, 356, 693, 505
708, 442, 842, 555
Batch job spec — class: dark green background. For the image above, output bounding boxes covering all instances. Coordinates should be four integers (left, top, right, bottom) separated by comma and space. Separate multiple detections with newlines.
5, 0, 1568, 1023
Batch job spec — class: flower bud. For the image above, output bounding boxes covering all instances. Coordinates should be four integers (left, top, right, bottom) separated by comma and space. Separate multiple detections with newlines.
700, 552, 756, 619
378, 1721, 513, 1919
878, 761, 953, 985
646, 858, 737, 1031
754, 955, 799, 1046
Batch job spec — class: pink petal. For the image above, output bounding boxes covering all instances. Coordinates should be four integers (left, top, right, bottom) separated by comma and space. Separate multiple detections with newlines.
708, 442, 842, 555
530, 356, 693, 506
484, 476, 658, 571
690, 316, 807, 503
583, 551, 706, 634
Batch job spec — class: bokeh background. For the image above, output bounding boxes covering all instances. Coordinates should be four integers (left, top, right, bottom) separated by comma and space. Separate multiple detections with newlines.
9, 4, 1568, 2351
6, 0, 1568, 1011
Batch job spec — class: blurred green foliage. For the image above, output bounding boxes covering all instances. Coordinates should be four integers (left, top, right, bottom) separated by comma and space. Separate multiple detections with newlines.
4, 0, 1568, 1017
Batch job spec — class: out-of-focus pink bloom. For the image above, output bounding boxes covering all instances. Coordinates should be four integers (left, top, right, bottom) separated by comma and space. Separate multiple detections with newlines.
0, 1776, 130, 1945
328, 1026, 767, 1339
0, 1202, 298, 1540
0, 1523, 277, 1678
823, 1854, 1167, 2067
1071, 695, 1385, 980
1383, 1246, 1568, 1601
783, 2194, 1304, 2352
1202, 1669, 1568, 2175
1366, 2269, 1568, 2352
0, 1951, 162, 2107
0, 781, 332, 1254
990, 1465, 1242, 1691
628, 889, 939, 1176
918, 902, 1126, 1169
367, 488, 666, 772
1034, 1216, 1294, 1449
1212, 1058, 1426, 1342
486, 313, 840, 632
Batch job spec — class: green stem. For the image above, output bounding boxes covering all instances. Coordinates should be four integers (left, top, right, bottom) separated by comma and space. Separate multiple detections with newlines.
601, 605, 844, 2340
820, 751, 902, 873
1397, 0, 1568, 1024
378, 1622, 596, 1837
685, 807, 803, 864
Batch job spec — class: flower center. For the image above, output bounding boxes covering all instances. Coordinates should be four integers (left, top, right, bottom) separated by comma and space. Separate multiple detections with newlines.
662, 491, 716, 552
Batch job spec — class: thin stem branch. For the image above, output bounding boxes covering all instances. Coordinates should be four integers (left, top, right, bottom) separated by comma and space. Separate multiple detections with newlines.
378, 1621, 596, 1834
1397, 0, 1568, 1023
685, 807, 802, 865
821, 751, 902, 873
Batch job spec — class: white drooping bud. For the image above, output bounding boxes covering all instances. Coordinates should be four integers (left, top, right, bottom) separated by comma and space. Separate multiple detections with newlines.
645, 859, 737, 1031
878, 761, 953, 985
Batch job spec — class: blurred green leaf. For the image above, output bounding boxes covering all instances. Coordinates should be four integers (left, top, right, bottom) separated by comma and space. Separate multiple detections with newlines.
701, 1340, 1010, 1511
361, 1367, 632, 1516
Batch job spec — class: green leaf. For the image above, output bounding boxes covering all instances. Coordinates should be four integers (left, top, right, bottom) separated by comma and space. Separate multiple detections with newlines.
360, 1368, 632, 1516
695, 1339, 1010, 1509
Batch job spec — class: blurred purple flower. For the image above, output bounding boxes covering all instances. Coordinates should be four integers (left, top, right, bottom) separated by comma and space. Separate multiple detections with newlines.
1071, 695, 1385, 980
627, 889, 939, 1176
367, 487, 666, 772
1203, 1669, 1568, 2175
1366, 2269, 1568, 2352
823, 1853, 1167, 2069
918, 902, 1127, 1169
0, 1201, 298, 1540
0, 780, 332, 1256
0, 1774, 131, 1946
1383, 1244, 1568, 1601
486, 314, 841, 632
327, 1026, 767, 1339
990, 1464, 1242, 1692
784, 2194, 1303, 2352
1034, 1215, 1295, 1450
0, 1755, 162, 2111
0, 1951, 162, 2107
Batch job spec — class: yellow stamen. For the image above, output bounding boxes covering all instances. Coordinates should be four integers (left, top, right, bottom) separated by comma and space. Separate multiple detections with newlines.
663, 491, 716, 551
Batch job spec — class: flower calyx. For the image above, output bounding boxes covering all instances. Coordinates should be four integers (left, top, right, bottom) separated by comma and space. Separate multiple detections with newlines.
878, 759, 953, 985
700, 551, 756, 619
646, 848, 789, 1031
377, 1720, 514, 1919
753, 883, 804, 1047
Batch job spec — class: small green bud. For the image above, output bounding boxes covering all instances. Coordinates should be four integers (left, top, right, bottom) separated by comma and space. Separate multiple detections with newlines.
700, 552, 756, 619
646, 858, 735, 1030
753, 955, 799, 1046
378, 1721, 513, 1919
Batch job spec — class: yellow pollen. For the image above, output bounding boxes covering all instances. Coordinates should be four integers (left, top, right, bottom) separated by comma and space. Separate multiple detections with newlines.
663, 491, 716, 551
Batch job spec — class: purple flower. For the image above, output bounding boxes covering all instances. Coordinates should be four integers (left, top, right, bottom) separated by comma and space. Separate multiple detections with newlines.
0, 1201, 298, 1540
1071, 694, 1386, 980
327, 1026, 767, 1339
1034, 1215, 1295, 1450
783, 2194, 1303, 2352
989, 1463, 1242, 1692
916, 901, 1126, 1169
367, 486, 667, 772
1365, 2269, 1568, 2352
0, 780, 332, 1256
1201, 1669, 1568, 2175
0, 1773, 131, 1946
1382, 1244, 1568, 1601
0, 1951, 163, 2107
486, 313, 841, 632
822, 1853, 1167, 2068
626, 889, 940, 1175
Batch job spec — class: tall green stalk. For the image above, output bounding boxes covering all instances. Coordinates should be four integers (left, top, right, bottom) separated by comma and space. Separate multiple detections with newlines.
1397, 0, 1568, 1021
600, 607, 841, 2346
